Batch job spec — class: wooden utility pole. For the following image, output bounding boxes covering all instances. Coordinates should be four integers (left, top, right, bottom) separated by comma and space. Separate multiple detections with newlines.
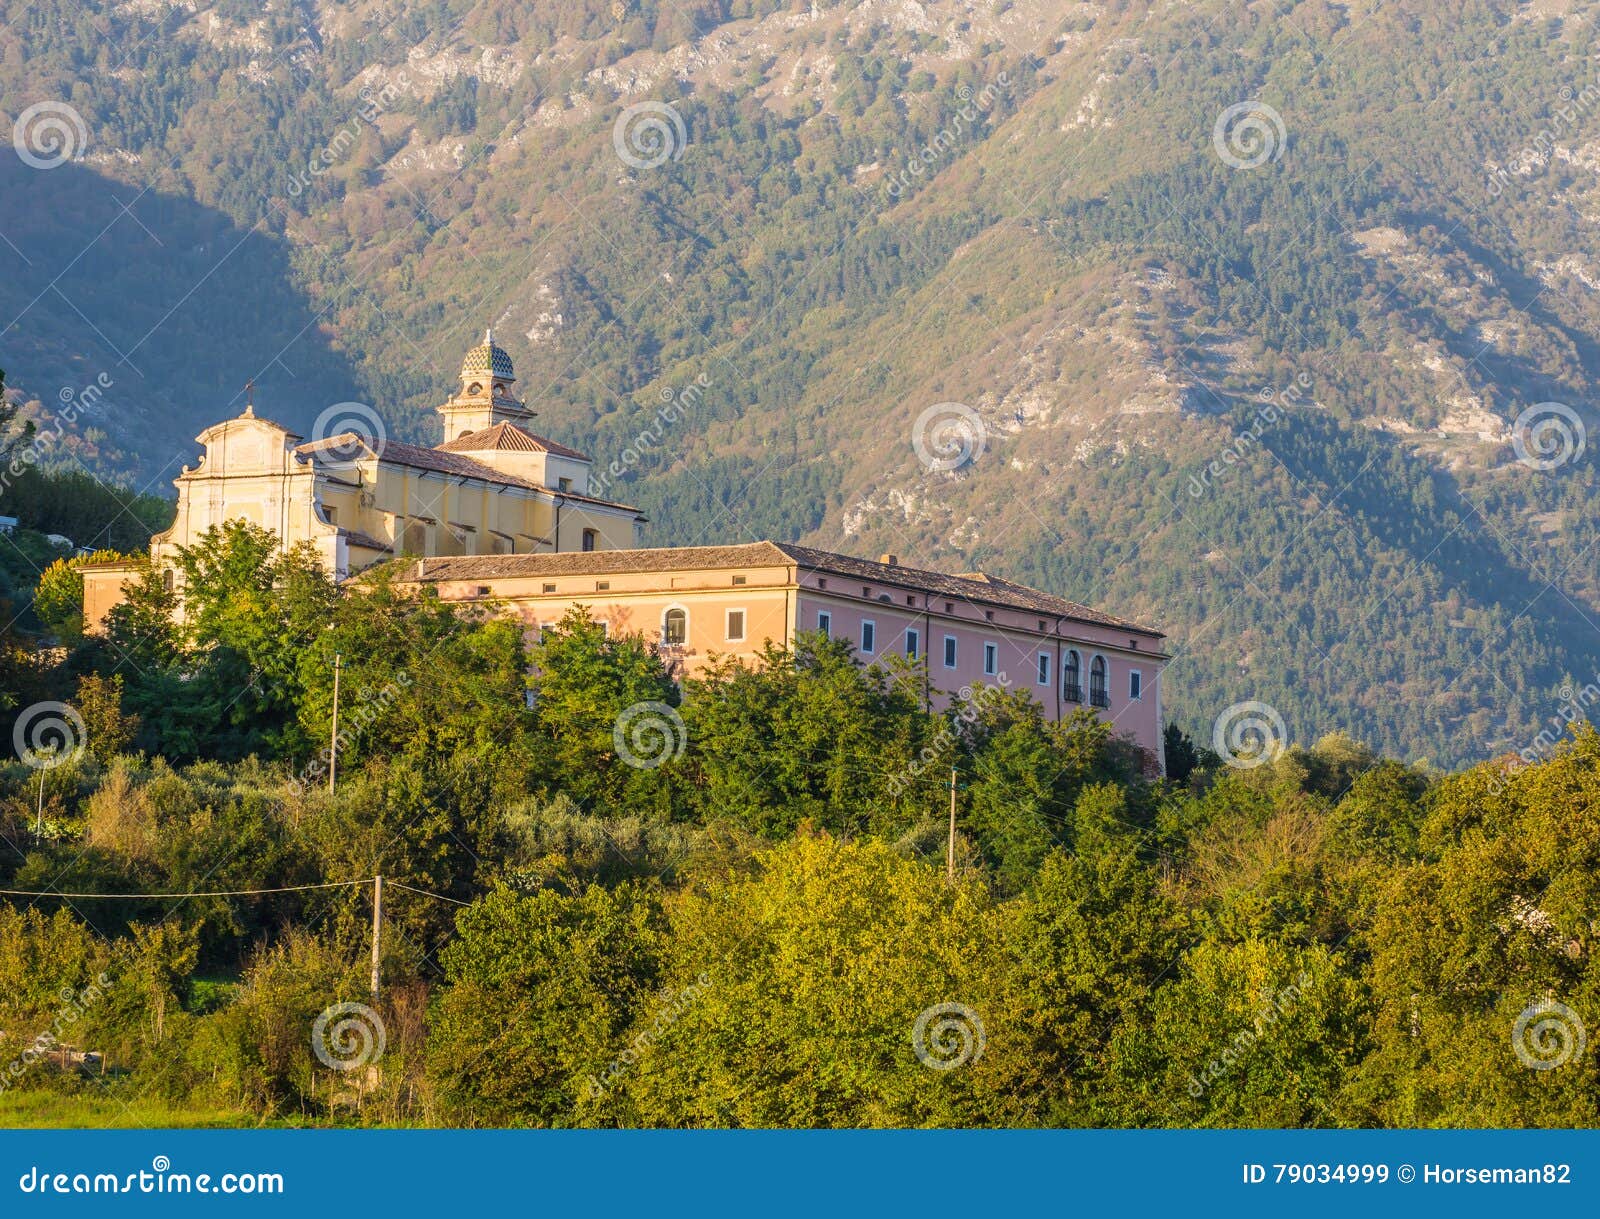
328, 652, 343, 793
947, 766, 957, 882
370, 874, 383, 1000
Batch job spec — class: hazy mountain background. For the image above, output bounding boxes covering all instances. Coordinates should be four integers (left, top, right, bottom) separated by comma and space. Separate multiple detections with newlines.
4, 0, 1600, 767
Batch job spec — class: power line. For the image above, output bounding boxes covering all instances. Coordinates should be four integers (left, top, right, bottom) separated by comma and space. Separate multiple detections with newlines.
0, 879, 369, 900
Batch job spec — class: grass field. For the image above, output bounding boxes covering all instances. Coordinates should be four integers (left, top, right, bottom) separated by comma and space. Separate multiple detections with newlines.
0, 1090, 256, 1129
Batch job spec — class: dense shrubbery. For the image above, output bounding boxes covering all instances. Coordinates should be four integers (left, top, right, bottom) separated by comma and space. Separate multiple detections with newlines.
0, 522, 1597, 1127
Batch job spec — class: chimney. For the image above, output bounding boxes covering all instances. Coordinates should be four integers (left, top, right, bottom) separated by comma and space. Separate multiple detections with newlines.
880, 553, 898, 566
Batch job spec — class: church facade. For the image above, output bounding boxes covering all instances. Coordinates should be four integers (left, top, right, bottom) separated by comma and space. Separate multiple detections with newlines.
82, 336, 1169, 767
83, 334, 644, 616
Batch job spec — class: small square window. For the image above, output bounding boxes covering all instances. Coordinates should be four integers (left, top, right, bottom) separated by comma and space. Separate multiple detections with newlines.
861, 620, 876, 654
862, 586, 871, 597
943, 635, 957, 669
906, 628, 920, 660
1038, 619, 1047, 631
984, 609, 994, 622
1130, 638, 1139, 650
1037, 653, 1050, 685
906, 594, 916, 606
476, 585, 492, 597
944, 601, 954, 614
542, 582, 557, 593
732, 575, 747, 586
558, 477, 572, 492
817, 611, 831, 639
596, 581, 610, 591
817, 578, 827, 589
726, 610, 746, 642
983, 642, 998, 677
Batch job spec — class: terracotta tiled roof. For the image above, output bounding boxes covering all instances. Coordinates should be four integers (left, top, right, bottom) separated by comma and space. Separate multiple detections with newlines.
400, 541, 1163, 638
437, 422, 590, 462
406, 542, 789, 582
777, 544, 1164, 636
293, 434, 641, 515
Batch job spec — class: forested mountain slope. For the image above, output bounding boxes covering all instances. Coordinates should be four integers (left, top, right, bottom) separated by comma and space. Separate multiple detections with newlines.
4, 0, 1600, 765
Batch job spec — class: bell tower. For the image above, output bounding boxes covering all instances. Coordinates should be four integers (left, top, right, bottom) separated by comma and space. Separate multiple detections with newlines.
436, 329, 537, 441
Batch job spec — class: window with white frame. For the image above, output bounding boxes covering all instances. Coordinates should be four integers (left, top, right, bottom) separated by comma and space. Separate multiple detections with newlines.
726, 609, 746, 642
943, 635, 957, 669
1037, 652, 1051, 685
906, 628, 920, 659
817, 610, 831, 639
1130, 669, 1143, 700
861, 619, 876, 654
983, 641, 998, 676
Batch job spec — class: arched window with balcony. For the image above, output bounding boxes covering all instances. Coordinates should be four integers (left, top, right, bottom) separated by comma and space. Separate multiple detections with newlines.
663, 607, 687, 646
1064, 649, 1082, 702
1089, 654, 1109, 708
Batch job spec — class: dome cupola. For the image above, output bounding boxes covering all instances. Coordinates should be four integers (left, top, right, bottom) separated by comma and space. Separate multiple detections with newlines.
459, 328, 516, 401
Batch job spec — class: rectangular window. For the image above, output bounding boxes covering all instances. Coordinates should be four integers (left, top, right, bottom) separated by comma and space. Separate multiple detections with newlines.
595, 581, 610, 591
943, 635, 957, 669
861, 620, 876, 654
732, 575, 747, 586
817, 611, 831, 639
542, 582, 557, 593
983, 642, 997, 677
906, 628, 920, 659
726, 609, 746, 642
1130, 670, 1143, 700
558, 477, 572, 492
1037, 653, 1050, 685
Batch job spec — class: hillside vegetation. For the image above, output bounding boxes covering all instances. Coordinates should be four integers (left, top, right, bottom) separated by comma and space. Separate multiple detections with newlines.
0, 521, 1597, 1128
5, 1, 1600, 762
